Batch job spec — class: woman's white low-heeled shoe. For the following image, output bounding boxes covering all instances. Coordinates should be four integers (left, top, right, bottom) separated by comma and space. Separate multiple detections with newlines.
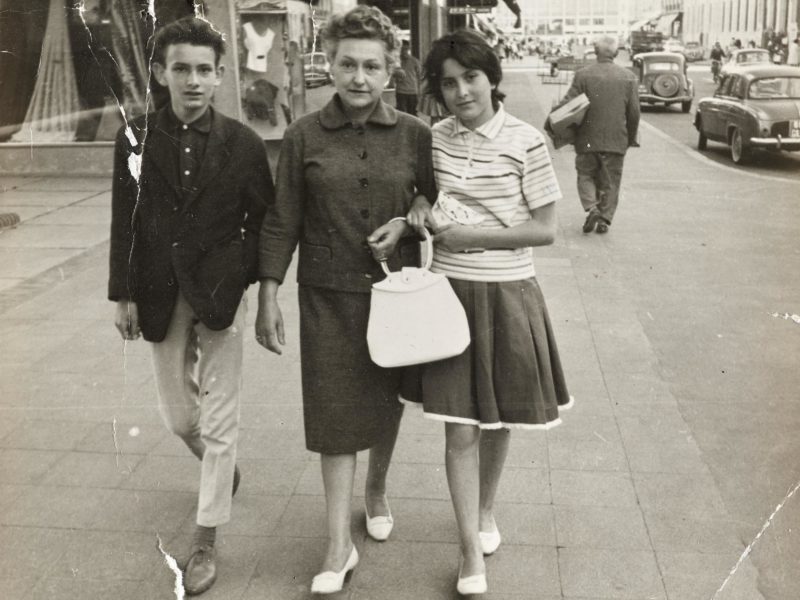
479, 525, 501, 555
310, 546, 359, 594
365, 501, 394, 541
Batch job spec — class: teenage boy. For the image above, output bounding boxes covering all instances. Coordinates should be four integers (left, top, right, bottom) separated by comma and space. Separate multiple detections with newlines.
108, 17, 273, 596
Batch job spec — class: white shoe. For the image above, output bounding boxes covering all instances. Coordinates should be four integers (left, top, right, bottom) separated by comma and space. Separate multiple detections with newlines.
479, 525, 501, 555
365, 500, 394, 541
310, 546, 359, 594
457, 562, 487, 595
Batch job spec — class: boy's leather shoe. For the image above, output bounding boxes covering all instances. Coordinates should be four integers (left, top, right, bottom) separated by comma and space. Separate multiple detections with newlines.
184, 545, 216, 596
232, 465, 241, 497
582, 209, 602, 233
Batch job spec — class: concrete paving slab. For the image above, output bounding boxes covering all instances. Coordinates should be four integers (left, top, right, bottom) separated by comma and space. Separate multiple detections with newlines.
0, 526, 72, 579
121, 454, 201, 493
31, 204, 110, 225
0, 448, 64, 484
656, 551, 764, 600
76, 190, 112, 206
642, 512, 745, 553
2, 485, 110, 529
0, 246, 85, 279
0, 177, 43, 192
0, 190, 97, 206
0, 419, 98, 451
224, 494, 291, 537
558, 547, 666, 599
554, 505, 652, 551
76, 420, 167, 455
493, 466, 551, 504
0, 579, 37, 599
0, 205, 53, 222
230, 458, 310, 497
90, 488, 196, 533
0, 277, 24, 291
0, 223, 108, 249
549, 437, 629, 472
16, 177, 111, 192
550, 470, 638, 508
633, 472, 729, 520
41, 450, 141, 488
623, 437, 710, 475
28, 577, 163, 600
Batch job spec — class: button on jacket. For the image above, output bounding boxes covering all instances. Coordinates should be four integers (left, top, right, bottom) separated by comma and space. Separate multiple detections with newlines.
258, 95, 437, 293
108, 106, 274, 341
556, 57, 640, 154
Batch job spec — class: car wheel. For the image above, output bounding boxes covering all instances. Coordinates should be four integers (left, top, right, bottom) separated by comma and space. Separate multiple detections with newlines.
681, 100, 691, 113
730, 128, 750, 164
697, 127, 707, 150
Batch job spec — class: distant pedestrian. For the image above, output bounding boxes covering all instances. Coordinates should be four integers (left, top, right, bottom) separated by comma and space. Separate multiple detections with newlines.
108, 17, 272, 595
393, 39, 422, 115
788, 37, 800, 66
551, 34, 639, 233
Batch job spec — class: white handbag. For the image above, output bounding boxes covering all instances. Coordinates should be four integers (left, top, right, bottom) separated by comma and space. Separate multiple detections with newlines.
367, 227, 470, 368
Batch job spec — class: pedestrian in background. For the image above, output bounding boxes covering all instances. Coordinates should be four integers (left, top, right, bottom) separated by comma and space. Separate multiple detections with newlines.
108, 17, 272, 595
255, 5, 436, 595
788, 37, 800, 66
552, 34, 639, 234
393, 39, 423, 116
407, 28, 572, 596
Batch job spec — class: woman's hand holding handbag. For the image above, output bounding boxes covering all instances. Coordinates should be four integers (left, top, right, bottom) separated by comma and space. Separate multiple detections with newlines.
366, 219, 470, 368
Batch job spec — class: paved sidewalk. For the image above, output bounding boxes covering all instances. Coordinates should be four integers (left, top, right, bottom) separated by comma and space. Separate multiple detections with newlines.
0, 69, 780, 600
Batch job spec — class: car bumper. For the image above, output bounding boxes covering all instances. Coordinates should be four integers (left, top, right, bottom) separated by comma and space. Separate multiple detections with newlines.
749, 136, 800, 151
639, 94, 693, 103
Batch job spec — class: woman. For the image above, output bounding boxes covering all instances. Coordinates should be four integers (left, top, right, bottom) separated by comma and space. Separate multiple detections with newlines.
406, 29, 571, 595
255, 6, 435, 595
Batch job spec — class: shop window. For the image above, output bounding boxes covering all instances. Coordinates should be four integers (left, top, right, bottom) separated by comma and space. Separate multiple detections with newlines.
0, 0, 198, 144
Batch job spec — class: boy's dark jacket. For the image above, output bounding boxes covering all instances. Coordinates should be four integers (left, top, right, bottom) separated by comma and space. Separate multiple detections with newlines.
108, 106, 273, 342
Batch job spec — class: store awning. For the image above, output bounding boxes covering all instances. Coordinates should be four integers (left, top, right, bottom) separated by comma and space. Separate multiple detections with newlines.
656, 12, 682, 36
629, 12, 660, 31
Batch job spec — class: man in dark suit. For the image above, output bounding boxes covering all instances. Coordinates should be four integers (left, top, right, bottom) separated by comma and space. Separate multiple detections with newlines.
108, 17, 273, 595
554, 35, 639, 233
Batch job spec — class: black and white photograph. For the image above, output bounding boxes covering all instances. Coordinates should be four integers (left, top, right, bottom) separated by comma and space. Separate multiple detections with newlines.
0, 0, 799, 598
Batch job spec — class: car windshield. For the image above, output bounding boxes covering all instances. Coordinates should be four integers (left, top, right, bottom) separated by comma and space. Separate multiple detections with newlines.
736, 51, 769, 63
303, 54, 326, 66
644, 61, 680, 72
748, 77, 800, 99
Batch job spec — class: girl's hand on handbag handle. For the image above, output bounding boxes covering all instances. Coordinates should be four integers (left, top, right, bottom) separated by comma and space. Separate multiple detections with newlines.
255, 279, 285, 355
406, 195, 437, 235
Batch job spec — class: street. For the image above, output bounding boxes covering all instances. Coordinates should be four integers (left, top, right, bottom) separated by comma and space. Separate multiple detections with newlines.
1, 57, 799, 599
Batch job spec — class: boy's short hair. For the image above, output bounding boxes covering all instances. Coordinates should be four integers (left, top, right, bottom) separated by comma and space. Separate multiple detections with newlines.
153, 17, 226, 66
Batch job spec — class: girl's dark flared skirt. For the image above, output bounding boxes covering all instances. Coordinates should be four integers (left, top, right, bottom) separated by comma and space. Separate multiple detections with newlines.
403, 277, 572, 429
299, 285, 404, 454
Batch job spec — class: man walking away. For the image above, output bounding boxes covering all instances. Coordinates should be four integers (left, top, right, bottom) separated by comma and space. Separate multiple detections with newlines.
108, 17, 273, 595
552, 34, 639, 233
394, 40, 422, 116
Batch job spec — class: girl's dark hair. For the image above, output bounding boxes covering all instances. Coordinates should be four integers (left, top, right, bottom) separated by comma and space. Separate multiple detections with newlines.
153, 16, 225, 66
423, 29, 505, 110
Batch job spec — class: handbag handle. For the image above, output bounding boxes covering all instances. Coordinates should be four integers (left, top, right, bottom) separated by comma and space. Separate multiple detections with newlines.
379, 217, 433, 276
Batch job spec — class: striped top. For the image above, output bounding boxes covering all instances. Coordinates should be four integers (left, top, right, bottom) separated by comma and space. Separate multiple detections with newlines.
431, 105, 562, 282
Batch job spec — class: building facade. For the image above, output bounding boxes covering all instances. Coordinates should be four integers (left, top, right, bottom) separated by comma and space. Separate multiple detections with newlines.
683, 0, 799, 47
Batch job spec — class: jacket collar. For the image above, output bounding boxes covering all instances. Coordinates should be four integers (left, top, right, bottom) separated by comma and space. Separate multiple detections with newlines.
145, 105, 232, 205
451, 103, 506, 140
319, 94, 399, 130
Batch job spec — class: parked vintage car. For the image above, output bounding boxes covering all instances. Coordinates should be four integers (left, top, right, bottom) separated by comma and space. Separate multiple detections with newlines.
720, 48, 771, 76
632, 52, 694, 112
694, 65, 800, 164
683, 41, 705, 61
303, 52, 331, 87
663, 38, 685, 55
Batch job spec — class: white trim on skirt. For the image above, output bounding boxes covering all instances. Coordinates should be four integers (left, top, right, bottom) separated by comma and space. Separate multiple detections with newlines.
398, 395, 574, 431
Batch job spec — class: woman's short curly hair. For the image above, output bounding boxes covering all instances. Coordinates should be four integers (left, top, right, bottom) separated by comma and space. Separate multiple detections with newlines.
423, 29, 505, 110
322, 5, 398, 67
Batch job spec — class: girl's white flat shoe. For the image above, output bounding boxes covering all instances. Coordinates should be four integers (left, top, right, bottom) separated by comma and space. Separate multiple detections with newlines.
457, 572, 487, 595
310, 546, 359, 594
365, 500, 394, 541
479, 525, 501, 555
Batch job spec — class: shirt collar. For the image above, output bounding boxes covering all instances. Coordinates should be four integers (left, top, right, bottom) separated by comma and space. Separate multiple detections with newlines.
451, 103, 506, 140
166, 105, 213, 134
319, 94, 399, 130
